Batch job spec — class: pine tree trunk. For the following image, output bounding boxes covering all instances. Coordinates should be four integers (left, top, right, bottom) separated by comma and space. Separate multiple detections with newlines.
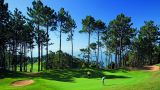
8, 44, 11, 70
115, 47, 118, 68
46, 25, 49, 70
97, 31, 100, 68
88, 30, 91, 67
12, 42, 15, 71
30, 47, 33, 72
111, 54, 113, 69
71, 30, 73, 68
20, 44, 22, 72
38, 24, 41, 72
23, 44, 25, 72
15, 40, 17, 71
3, 47, 6, 70
41, 43, 43, 71
23, 43, 27, 72
24, 42, 28, 72
100, 47, 103, 65
105, 53, 108, 69
109, 53, 112, 69
59, 25, 62, 68
95, 50, 97, 67
120, 30, 122, 67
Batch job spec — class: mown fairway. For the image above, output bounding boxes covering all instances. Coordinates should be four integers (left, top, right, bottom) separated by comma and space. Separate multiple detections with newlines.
0, 65, 160, 90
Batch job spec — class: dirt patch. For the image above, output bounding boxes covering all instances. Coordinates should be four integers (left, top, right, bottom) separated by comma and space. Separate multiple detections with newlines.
127, 65, 160, 71
11, 80, 34, 86
143, 65, 160, 71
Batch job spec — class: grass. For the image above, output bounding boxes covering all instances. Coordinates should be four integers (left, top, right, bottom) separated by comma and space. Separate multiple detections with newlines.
156, 63, 160, 66
0, 65, 160, 90
17, 62, 39, 72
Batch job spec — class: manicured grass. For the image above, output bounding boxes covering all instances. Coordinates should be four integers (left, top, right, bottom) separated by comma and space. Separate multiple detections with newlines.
0, 68, 160, 90
27, 62, 39, 72
156, 63, 160, 66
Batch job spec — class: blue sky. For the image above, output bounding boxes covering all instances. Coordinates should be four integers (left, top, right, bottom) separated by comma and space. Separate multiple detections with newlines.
5, 0, 160, 57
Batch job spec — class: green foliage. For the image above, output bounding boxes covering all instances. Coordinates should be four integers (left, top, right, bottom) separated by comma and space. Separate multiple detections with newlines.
128, 21, 160, 67
80, 16, 95, 33
79, 48, 90, 60
47, 51, 84, 69
89, 42, 97, 50
102, 13, 136, 68
42, 5, 57, 28
103, 13, 135, 53
27, 0, 44, 25
94, 19, 106, 32
0, 0, 9, 68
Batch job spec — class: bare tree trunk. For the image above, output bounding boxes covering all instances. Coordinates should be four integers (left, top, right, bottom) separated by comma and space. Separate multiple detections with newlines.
46, 25, 49, 70
97, 31, 100, 68
59, 25, 62, 68
24, 42, 28, 72
23, 43, 27, 72
88, 30, 91, 67
71, 30, 73, 68
111, 54, 113, 69
120, 30, 123, 67
100, 47, 103, 64
115, 47, 118, 68
109, 53, 112, 69
15, 40, 17, 72
38, 24, 41, 72
3, 47, 6, 70
30, 47, 33, 72
8, 44, 11, 70
105, 54, 108, 69
41, 43, 43, 71
20, 44, 23, 72
23, 44, 25, 72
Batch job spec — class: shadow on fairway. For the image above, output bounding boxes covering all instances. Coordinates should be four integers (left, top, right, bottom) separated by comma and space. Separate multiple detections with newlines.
0, 70, 33, 79
0, 69, 130, 82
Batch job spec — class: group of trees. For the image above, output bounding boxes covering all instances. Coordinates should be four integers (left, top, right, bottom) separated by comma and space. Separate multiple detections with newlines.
102, 14, 160, 68
79, 16, 106, 68
0, 0, 160, 72
46, 51, 84, 69
0, 0, 76, 72
79, 14, 160, 69
0, 0, 34, 71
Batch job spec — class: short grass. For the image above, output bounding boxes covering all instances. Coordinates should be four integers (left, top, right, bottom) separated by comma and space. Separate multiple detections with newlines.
0, 66, 160, 90
156, 63, 160, 66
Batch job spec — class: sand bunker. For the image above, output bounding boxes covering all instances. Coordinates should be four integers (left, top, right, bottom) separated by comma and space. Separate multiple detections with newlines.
11, 80, 34, 86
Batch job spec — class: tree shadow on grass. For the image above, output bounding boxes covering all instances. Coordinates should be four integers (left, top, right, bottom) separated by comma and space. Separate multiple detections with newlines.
106, 69, 129, 73
36, 71, 74, 82
105, 75, 130, 79
0, 70, 32, 79
0, 69, 131, 82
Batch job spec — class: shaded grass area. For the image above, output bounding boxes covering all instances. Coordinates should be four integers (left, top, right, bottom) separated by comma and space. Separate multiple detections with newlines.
156, 63, 160, 66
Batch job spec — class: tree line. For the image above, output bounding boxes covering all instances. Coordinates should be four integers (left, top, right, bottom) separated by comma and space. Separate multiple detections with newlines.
0, 0, 160, 72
